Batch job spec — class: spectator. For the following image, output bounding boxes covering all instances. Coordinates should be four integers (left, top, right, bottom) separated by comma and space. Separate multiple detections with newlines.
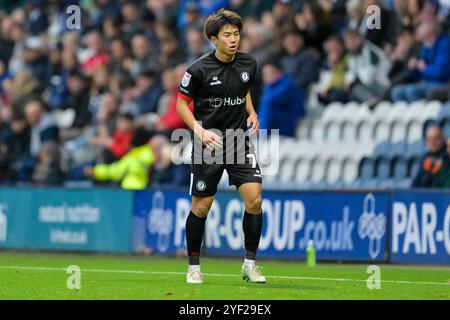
88, 65, 110, 121
343, 29, 391, 104
396, 0, 437, 29
65, 70, 91, 129
8, 20, 27, 75
149, 66, 194, 134
102, 16, 123, 43
64, 92, 120, 172
24, 0, 48, 35
93, 1, 121, 29
316, 36, 349, 105
294, 0, 332, 58
318, 0, 348, 33
432, 136, 450, 188
0, 16, 15, 65
43, 43, 67, 110
149, 136, 191, 188
84, 129, 158, 190
11, 100, 58, 182
391, 20, 450, 102
259, 59, 304, 137
384, 26, 420, 96
107, 38, 131, 76
133, 69, 164, 114
32, 141, 63, 186
178, 1, 204, 47
361, 0, 396, 48
79, 30, 109, 76
244, 23, 279, 107
272, 0, 297, 31
185, 27, 210, 66
24, 100, 59, 158
117, 76, 140, 116
4, 112, 31, 182
412, 125, 448, 188
92, 112, 135, 164
230, 0, 275, 20
120, 0, 143, 42
281, 30, 319, 94
158, 34, 186, 71
23, 36, 48, 83
0, 59, 12, 101
4, 69, 41, 114
130, 33, 160, 77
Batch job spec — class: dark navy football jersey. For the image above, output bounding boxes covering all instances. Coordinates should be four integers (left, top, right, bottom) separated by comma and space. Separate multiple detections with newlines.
178, 51, 257, 133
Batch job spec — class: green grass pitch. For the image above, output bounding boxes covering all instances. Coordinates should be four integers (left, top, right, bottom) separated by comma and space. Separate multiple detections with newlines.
0, 252, 449, 300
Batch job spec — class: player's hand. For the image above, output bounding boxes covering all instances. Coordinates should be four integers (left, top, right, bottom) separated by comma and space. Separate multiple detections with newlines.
201, 129, 223, 151
247, 112, 259, 135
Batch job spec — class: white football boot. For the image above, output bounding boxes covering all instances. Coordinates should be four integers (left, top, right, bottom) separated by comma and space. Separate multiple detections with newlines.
241, 261, 266, 283
186, 266, 204, 284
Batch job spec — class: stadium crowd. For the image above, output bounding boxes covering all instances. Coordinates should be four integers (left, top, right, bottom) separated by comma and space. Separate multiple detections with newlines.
0, 0, 450, 189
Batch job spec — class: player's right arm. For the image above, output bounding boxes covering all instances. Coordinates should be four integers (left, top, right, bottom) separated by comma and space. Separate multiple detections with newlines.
177, 67, 222, 150
176, 94, 222, 151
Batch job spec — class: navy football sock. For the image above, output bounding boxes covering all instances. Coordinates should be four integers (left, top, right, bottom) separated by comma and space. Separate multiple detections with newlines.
243, 211, 263, 260
186, 211, 207, 265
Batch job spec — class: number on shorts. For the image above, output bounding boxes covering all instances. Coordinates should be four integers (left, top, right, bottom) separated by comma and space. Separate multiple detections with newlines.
247, 154, 256, 168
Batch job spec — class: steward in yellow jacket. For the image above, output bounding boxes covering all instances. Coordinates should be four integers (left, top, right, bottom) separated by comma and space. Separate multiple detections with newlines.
92, 143, 155, 190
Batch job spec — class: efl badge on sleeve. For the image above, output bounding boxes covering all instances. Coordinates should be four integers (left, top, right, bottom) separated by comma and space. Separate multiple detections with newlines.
182, 72, 192, 87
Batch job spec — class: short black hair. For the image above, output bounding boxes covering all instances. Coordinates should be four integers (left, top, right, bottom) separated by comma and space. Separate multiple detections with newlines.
343, 28, 363, 39
138, 69, 157, 79
204, 9, 242, 39
263, 55, 283, 70
118, 112, 135, 122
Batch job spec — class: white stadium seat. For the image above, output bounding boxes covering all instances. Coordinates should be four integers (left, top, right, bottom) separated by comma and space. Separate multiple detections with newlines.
373, 120, 391, 143
310, 157, 326, 183
390, 121, 408, 143
325, 158, 342, 183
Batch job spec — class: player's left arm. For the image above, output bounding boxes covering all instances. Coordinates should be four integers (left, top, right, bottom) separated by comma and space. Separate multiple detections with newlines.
245, 90, 259, 135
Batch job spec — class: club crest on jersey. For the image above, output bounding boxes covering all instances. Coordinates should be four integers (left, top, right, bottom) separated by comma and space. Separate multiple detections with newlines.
240, 71, 250, 83
181, 72, 192, 87
196, 180, 206, 191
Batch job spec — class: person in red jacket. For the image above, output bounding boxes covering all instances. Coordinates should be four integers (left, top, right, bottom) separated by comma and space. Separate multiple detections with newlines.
107, 112, 135, 159
156, 65, 194, 133
93, 112, 135, 163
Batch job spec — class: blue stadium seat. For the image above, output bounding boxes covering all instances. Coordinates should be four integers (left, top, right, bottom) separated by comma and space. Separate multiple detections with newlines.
360, 179, 379, 189
392, 157, 408, 179
440, 118, 450, 138
375, 157, 391, 179
405, 140, 426, 158
436, 102, 450, 121
378, 179, 395, 189
373, 142, 391, 158
389, 142, 407, 158
408, 156, 422, 179
358, 157, 376, 179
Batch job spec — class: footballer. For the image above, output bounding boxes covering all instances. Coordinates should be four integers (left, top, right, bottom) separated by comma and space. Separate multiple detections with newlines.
176, 9, 265, 284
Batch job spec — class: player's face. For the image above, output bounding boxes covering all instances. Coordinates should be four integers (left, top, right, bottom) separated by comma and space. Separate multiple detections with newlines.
213, 24, 240, 56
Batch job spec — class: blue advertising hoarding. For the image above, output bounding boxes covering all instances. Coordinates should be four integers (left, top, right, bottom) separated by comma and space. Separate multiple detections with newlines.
391, 190, 450, 264
0, 188, 133, 253
134, 190, 389, 262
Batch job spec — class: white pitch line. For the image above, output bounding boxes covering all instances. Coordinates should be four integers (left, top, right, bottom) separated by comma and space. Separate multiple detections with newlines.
0, 265, 449, 287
